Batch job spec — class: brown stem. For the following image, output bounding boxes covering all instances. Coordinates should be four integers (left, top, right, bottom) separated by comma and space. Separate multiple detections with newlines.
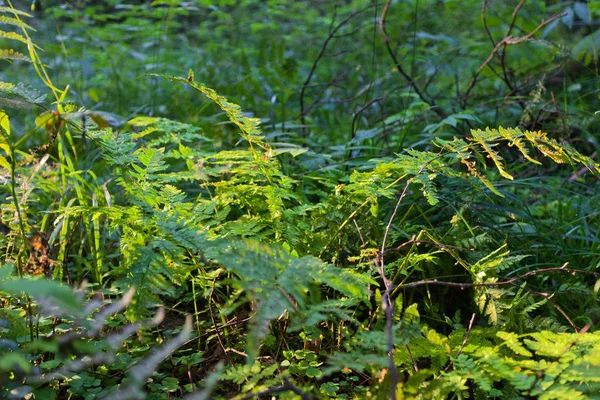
442, 313, 476, 374
462, 12, 566, 109
498, 0, 527, 92
399, 265, 599, 290
209, 278, 232, 366
379, 164, 427, 400
481, 0, 495, 46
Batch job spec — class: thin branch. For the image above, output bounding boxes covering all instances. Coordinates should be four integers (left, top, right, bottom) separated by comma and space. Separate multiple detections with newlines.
406, 344, 419, 372
353, 219, 366, 247
350, 97, 382, 143
379, 164, 427, 400
399, 265, 599, 290
299, 5, 376, 135
347, 97, 383, 163
498, 0, 527, 91
379, 0, 446, 119
462, 11, 566, 108
442, 313, 476, 374
481, 0, 495, 46
509, 282, 580, 332
506, 0, 527, 38
380, 238, 470, 257
504, 13, 565, 45
209, 278, 232, 366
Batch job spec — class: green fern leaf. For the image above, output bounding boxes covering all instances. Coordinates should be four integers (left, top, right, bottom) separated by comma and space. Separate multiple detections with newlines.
0, 48, 30, 62
0, 110, 9, 170
0, 30, 30, 45
497, 331, 532, 357
0, 15, 34, 30
497, 126, 541, 165
470, 128, 513, 180
152, 73, 265, 146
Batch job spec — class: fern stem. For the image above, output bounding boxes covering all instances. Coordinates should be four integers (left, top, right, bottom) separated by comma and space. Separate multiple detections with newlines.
9, 145, 26, 278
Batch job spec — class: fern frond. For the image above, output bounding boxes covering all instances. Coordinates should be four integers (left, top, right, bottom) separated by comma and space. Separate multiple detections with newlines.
0, 48, 30, 62
0, 15, 34, 30
497, 331, 532, 357
435, 136, 504, 197
0, 81, 45, 108
0, 30, 30, 45
497, 126, 541, 165
128, 116, 211, 145
470, 128, 513, 180
0, 81, 15, 91
152, 73, 265, 147
210, 239, 371, 356
0, 6, 30, 17
0, 110, 10, 170
523, 129, 571, 164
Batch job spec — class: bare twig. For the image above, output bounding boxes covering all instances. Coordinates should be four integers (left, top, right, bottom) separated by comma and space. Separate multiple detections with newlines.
379, 238, 469, 258
299, 5, 376, 135
406, 344, 419, 372
350, 97, 382, 144
399, 264, 599, 290
379, 164, 427, 400
462, 11, 566, 108
209, 278, 232, 365
481, 0, 495, 46
353, 219, 366, 246
379, 0, 446, 119
506, 0, 527, 38
442, 313, 476, 374
498, 0, 527, 92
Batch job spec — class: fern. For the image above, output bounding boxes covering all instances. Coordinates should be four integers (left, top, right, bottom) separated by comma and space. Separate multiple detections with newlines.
0, 110, 9, 171
451, 330, 600, 398
77, 83, 371, 343
0, 3, 45, 109
471, 128, 514, 180
0, 48, 29, 62
10, 60, 600, 398
210, 239, 372, 357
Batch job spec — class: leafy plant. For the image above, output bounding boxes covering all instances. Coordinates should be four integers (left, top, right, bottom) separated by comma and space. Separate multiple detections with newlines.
2, 0, 600, 399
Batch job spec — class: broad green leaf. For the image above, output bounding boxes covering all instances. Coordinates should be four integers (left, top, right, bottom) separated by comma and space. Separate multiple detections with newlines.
0, 278, 81, 314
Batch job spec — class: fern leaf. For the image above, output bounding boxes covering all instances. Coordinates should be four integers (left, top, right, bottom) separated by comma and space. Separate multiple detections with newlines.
0, 6, 32, 17
523, 130, 571, 164
0, 81, 15, 91
0, 15, 34, 30
0, 81, 45, 108
152, 73, 265, 145
0, 30, 30, 45
470, 128, 514, 180
497, 331, 532, 357
497, 126, 542, 165
0, 109, 9, 137
436, 137, 504, 197
0, 48, 30, 62
0, 113, 9, 169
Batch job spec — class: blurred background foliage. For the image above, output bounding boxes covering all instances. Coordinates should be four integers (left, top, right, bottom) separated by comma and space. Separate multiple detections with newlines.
8, 0, 599, 150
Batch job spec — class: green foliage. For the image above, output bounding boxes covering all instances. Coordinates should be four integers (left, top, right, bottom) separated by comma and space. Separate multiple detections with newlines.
1, 0, 600, 399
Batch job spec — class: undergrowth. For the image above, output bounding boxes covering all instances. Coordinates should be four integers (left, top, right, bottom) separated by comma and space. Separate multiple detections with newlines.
1, 1, 600, 399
